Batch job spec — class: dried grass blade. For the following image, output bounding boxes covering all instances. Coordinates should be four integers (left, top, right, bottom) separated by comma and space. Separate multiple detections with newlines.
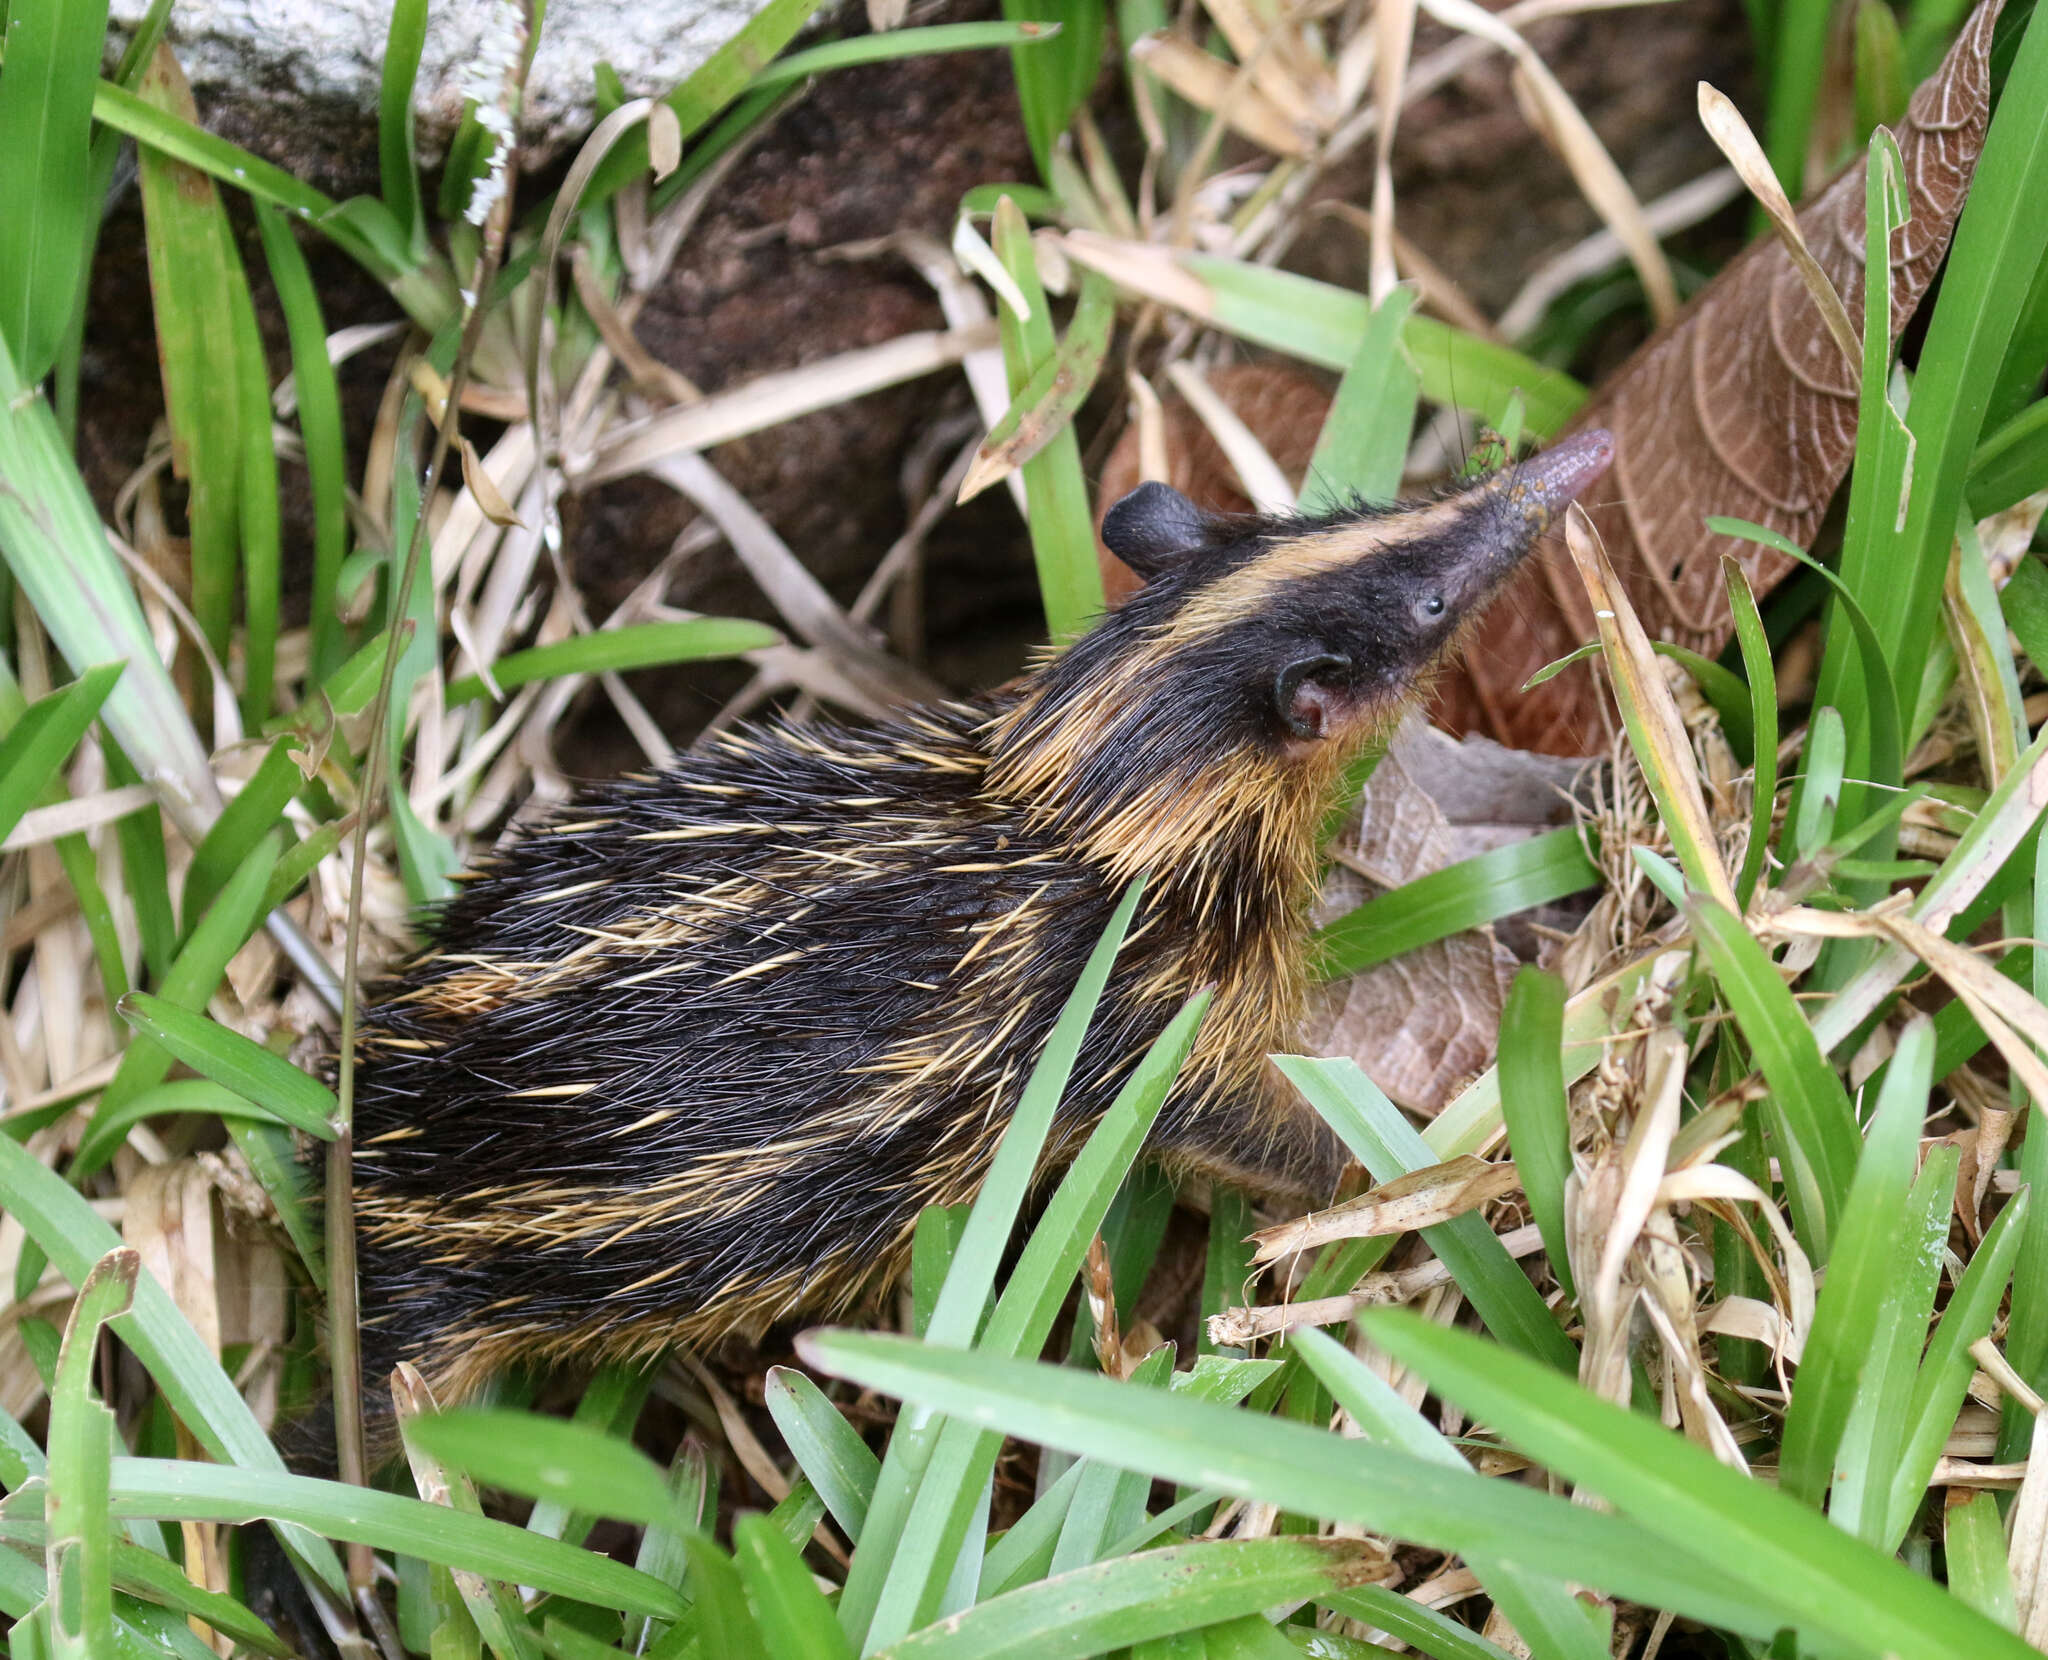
1697, 82, 1860, 375
1564, 504, 1737, 910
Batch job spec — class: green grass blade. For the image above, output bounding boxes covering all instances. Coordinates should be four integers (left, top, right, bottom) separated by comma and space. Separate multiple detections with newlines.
53, 830, 129, 1014
225, 1116, 325, 1287
445, 618, 782, 707
72, 1081, 278, 1178
876, 1538, 1373, 1660
855, 990, 1211, 1648
87, 80, 406, 287
1180, 255, 1586, 436
0, 340, 215, 818
1793, 705, 1846, 857
993, 196, 1106, 643
797, 1331, 1791, 1643
404, 1411, 685, 1533
1201, 1185, 1257, 1357
107, 1538, 288, 1656
0, 0, 108, 380
378, 0, 430, 260
1945, 1491, 2018, 1630
181, 737, 303, 926
134, 44, 249, 670
0, 1136, 345, 1596
1969, 397, 2048, 518
1855, 0, 1909, 138
1777, 1016, 1933, 1505
763, 1368, 879, 1543
1724, 560, 1779, 909
1002, 3, 1096, 180
1685, 897, 1861, 1259
966, 270, 1115, 505
1318, 1587, 1518, 1660
1882, 1184, 2028, 1544
1299, 289, 1420, 512
0, 663, 123, 846
102, 746, 176, 983
99, 1458, 682, 1617
581, 0, 825, 206
1761, 0, 1835, 198
45, 1249, 134, 1660
732, 1513, 853, 1660
1312, 828, 1599, 980
1276, 1056, 1576, 1371
85, 832, 283, 1166
253, 203, 351, 682
233, 271, 281, 729
1498, 967, 1575, 1300
1292, 1328, 1605, 1660
1812, 0, 2048, 741
1711, 516, 1902, 808
680, 1534, 769, 1660
1362, 1309, 2037, 1660
524, 1364, 654, 1547
926, 877, 1145, 1349
751, 20, 1068, 95
113, 992, 339, 1140
1048, 1345, 1173, 1573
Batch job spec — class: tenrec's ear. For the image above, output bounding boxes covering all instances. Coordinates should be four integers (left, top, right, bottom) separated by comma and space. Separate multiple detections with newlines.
1100, 481, 1210, 579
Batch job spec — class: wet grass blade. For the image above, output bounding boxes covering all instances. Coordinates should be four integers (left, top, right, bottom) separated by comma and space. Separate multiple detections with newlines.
0, 0, 108, 380
44, 1249, 135, 1660
1498, 967, 1576, 1301
1363, 1309, 2038, 1660
1312, 828, 1599, 980
1276, 1056, 1576, 1371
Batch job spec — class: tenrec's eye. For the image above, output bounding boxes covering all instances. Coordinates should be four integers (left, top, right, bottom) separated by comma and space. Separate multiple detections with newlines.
1424, 594, 1446, 617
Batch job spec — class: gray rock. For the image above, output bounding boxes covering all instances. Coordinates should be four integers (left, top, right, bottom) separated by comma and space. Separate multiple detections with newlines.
107, 0, 766, 164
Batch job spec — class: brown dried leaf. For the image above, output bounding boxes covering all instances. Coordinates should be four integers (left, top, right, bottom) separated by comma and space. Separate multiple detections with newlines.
1435, 0, 2003, 754
1249, 1154, 1521, 1262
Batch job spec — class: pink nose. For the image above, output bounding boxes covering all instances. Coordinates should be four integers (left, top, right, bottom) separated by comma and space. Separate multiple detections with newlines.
1505, 429, 1615, 528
